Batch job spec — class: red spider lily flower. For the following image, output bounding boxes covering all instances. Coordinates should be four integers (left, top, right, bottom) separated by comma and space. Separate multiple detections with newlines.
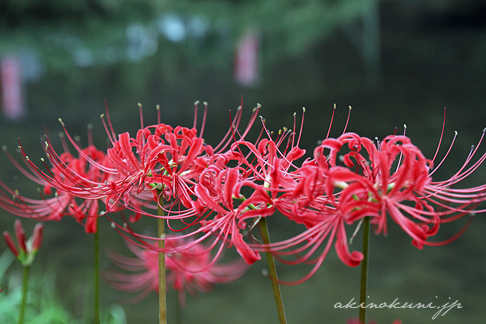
230, 137, 306, 195
104, 123, 210, 213
3, 219, 43, 266
99, 102, 262, 218
41, 141, 119, 232
104, 235, 248, 306
260, 165, 380, 284
0, 133, 114, 233
267, 126, 485, 278
315, 128, 486, 249
17, 102, 262, 229
132, 165, 274, 265
247, 110, 486, 283
210, 120, 366, 278
193, 167, 277, 264
167, 117, 317, 270
110, 135, 294, 264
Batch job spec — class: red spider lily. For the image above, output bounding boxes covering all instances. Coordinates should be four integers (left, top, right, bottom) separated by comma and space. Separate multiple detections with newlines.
104, 235, 248, 306
104, 123, 211, 214
230, 137, 307, 194
0, 133, 114, 233
109, 132, 308, 266
16, 101, 262, 228
142, 116, 326, 272
120, 165, 273, 265
148, 122, 309, 266
246, 162, 378, 284
193, 167, 276, 264
197, 119, 367, 279
100, 102, 262, 219
243, 109, 486, 284
3, 219, 43, 266
315, 129, 486, 248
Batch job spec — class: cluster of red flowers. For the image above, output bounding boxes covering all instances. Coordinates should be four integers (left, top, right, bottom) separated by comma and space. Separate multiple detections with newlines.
1, 103, 486, 286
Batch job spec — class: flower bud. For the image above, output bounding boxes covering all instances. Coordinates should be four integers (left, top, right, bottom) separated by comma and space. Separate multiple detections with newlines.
32, 223, 43, 251
4, 219, 44, 267
3, 231, 19, 257
14, 219, 26, 254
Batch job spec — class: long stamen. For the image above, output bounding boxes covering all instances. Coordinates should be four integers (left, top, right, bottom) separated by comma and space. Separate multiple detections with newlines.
193, 100, 199, 130
2, 146, 44, 185
213, 107, 240, 152
260, 116, 273, 140
296, 107, 305, 148
396, 124, 407, 172
87, 123, 94, 147
199, 101, 208, 138
56, 119, 116, 174
342, 105, 352, 134
104, 99, 117, 142
292, 113, 297, 148
429, 131, 458, 176
138, 103, 144, 130
431, 107, 447, 164
238, 104, 261, 140
326, 103, 336, 140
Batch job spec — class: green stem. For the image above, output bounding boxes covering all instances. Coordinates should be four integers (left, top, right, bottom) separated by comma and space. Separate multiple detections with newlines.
359, 216, 371, 324
18, 265, 29, 324
94, 218, 100, 324
157, 189, 167, 324
259, 217, 287, 324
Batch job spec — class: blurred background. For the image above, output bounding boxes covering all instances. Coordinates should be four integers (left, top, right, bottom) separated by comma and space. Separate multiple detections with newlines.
1, 0, 486, 323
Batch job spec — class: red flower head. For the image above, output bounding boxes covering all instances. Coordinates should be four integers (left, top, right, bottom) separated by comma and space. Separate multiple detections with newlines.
101, 102, 261, 217
28, 102, 262, 230
0, 128, 115, 233
105, 235, 248, 306
247, 107, 486, 284
168, 115, 308, 266
315, 123, 486, 250
193, 167, 276, 264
